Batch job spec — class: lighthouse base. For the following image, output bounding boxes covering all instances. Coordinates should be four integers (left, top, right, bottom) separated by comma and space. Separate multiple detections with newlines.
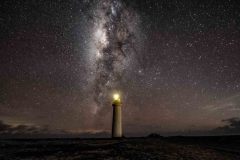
112, 105, 122, 138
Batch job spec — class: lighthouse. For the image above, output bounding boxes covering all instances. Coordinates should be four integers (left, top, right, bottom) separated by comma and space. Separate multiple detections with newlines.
112, 93, 122, 138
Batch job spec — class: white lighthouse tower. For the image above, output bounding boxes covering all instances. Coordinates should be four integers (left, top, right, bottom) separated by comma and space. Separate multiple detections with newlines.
112, 93, 122, 138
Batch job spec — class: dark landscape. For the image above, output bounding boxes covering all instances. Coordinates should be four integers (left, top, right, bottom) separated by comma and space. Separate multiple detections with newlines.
1, 136, 240, 160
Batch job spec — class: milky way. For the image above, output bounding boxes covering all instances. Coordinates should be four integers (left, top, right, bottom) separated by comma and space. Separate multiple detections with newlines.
90, 0, 139, 113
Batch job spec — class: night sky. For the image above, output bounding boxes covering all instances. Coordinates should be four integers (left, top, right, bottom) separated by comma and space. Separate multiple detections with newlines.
1, 0, 240, 137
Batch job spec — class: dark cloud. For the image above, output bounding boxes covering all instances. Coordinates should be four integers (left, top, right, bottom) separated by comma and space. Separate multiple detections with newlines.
0, 120, 110, 138
0, 120, 49, 137
212, 117, 240, 135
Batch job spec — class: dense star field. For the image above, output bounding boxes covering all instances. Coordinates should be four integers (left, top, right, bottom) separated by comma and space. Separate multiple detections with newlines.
0, 0, 240, 137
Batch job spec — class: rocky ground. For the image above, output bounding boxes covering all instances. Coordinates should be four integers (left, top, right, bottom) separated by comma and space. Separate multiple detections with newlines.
0, 138, 239, 160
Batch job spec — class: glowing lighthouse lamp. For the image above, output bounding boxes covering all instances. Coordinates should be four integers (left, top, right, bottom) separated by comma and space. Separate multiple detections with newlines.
112, 93, 122, 138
